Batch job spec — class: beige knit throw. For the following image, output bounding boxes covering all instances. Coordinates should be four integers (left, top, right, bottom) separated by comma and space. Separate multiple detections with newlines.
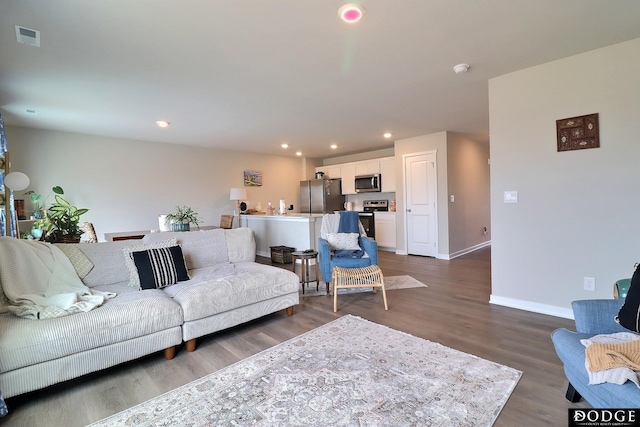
586, 340, 640, 372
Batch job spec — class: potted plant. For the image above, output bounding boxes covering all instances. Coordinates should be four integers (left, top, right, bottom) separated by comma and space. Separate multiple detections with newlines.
24, 190, 51, 219
46, 186, 89, 243
165, 205, 202, 232
30, 217, 50, 240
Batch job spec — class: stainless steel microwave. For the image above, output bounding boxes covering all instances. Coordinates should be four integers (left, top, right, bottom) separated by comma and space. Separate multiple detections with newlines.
355, 174, 381, 193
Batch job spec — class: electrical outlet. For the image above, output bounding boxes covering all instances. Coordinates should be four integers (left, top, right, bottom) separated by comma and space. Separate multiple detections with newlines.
584, 277, 596, 292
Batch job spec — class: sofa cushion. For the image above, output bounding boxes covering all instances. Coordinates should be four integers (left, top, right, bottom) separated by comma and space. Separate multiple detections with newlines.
164, 262, 298, 322
143, 229, 229, 269
616, 265, 640, 332
0, 287, 183, 373
54, 244, 94, 279
122, 239, 178, 288
131, 245, 190, 290
76, 240, 148, 288
225, 227, 256, 262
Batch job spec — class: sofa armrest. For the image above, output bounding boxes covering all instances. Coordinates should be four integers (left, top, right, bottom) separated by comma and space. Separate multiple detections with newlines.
572, 299, 628, 335
360, 236, 378, 266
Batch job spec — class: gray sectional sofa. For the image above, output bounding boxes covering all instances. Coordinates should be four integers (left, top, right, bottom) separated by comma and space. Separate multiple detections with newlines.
0, 228, 299, 398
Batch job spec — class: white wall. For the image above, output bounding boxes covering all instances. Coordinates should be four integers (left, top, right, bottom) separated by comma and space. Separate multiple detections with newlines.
394, 132, 449, 256
446, 132, 491, 256
489, 38, 640, 318
7, 126, 305, 240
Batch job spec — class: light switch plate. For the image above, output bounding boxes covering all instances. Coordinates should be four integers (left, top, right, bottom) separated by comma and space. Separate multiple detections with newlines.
504, 191, 518, 203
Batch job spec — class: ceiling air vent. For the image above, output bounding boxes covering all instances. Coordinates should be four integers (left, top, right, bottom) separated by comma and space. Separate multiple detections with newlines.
15, 25, 40, 47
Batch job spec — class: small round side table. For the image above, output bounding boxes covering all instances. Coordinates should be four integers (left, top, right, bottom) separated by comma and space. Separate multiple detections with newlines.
291, 251, 319, 294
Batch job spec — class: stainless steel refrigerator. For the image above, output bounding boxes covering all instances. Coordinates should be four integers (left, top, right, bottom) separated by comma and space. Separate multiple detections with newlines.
299, 179, 345, 214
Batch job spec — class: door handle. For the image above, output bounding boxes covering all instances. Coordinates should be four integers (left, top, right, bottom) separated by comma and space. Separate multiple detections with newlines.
407, 209, 411, 212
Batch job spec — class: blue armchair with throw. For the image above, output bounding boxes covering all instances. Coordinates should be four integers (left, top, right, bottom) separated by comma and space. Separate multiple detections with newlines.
551, 299, 640, 408
317, 212, 378, 288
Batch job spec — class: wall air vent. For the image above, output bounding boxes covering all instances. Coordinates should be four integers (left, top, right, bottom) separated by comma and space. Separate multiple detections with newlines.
15, 25, 40, 47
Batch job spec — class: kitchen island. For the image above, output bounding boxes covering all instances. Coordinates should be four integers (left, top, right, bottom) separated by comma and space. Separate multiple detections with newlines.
239, 214, 324, 258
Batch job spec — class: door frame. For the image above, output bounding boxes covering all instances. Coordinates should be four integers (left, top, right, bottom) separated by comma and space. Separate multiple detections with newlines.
401, 150, 439, 257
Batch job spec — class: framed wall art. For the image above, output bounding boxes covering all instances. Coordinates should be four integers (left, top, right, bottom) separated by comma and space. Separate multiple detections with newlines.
244, 170, 262, 187
556, 113, 599, 152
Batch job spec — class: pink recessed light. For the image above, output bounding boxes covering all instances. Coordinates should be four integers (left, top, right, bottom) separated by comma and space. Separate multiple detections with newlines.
339, 4, 365, 23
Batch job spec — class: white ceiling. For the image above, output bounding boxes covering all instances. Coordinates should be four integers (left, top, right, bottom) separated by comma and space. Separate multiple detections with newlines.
1, 1, 639, 159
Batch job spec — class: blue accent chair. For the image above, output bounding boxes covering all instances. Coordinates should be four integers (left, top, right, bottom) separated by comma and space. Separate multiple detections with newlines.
551, 299, 640, 408
317, 236, 378, 289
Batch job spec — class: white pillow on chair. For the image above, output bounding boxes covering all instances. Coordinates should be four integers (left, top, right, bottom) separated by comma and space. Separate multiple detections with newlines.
326, 233, 360, 250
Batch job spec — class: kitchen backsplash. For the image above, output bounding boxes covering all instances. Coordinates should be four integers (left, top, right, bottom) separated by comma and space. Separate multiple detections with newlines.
345, 192, 395, 211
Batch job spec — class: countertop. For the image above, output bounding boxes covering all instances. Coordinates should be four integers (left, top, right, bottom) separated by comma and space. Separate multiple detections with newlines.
242, 213, 325, 220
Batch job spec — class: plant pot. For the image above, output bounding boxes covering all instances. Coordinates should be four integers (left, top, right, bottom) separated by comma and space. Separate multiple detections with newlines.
30, 228, 43, 239
55, 236, 81, 244
172, 222, 190, 232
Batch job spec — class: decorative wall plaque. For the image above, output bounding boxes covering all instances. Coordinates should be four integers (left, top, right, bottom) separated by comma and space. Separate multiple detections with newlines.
556, 113, 599, 152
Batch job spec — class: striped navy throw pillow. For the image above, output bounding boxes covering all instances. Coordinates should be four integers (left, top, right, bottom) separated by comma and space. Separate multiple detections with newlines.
131, 245, 190, 290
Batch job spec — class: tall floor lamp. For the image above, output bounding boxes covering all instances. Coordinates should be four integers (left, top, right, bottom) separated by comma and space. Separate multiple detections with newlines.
0, 151, 30, 236
229, 187, 247, 228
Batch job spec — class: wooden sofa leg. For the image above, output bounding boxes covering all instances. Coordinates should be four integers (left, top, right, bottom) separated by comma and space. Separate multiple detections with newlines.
286, 306, 294, 316
164, 346, 176, 360
185, 339, 197, 352
565, 383, 582, 403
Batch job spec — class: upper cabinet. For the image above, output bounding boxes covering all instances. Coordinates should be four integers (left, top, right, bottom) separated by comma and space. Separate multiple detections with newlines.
355, 161, 380, 176
340, 165, 356, 194
327, 166, 341, 179
317, 156, 395, 195
379, 157, 396, 192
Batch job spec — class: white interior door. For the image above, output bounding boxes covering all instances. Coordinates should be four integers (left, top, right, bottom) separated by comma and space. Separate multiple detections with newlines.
405, 153, 437, 257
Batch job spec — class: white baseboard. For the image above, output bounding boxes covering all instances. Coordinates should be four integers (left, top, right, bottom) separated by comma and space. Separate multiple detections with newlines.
448, 241, 491, 260
489, 295, 574, 320
395, 249, 408, 255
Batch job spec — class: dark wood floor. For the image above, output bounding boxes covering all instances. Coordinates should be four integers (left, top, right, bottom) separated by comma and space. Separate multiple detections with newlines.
2, 247, 586, 426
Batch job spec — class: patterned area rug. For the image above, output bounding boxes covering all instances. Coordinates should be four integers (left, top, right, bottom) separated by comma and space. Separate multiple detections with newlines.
301, 275, 427, 297
90, 315, 521, 427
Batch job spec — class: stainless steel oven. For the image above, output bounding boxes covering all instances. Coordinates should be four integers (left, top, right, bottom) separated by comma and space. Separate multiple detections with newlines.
359, 200, 389, 239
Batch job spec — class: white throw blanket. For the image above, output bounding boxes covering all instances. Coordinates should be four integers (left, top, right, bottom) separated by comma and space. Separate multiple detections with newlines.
581, 332, 640, 388
0, 237, 115, 320
320, 213, 366, 239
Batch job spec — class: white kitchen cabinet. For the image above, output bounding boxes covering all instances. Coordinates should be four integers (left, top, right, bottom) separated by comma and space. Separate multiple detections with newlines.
318, 156, 392, 195
315, 166, 341, 179
379, 157, 396, 192
355, 161, 380, 176
374, 212, 396, 250
340, 164, 356, 194
327, 166, 341, 179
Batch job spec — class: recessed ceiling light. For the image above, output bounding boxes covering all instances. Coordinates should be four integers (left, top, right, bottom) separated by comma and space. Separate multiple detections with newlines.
383, 133, 392, 139
453, 63, 470, 74
295, 152, 302, 156
156, 120, 170, 128
338, 4, 365, 23
330, 144, 338, 149
281, 143, 289, 148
